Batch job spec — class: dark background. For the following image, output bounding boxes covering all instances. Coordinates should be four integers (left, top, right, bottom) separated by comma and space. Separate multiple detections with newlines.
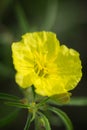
0, 0, 87, 130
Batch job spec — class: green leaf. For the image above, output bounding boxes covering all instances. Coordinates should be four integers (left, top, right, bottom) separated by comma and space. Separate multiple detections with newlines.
5, 101, 30, 109
67, 97, 87, 106
15, 2, 30, 33
0, 92, 20, 102
37, 112, 51, 130
48, 106, 73, 130
0, 108, 20, 127
0, 93, 30, 109
40, 0, 58, 30
24, 113, 35, 130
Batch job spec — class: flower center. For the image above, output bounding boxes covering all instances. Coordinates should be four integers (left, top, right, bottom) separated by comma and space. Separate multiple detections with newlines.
34, 63, 48, 78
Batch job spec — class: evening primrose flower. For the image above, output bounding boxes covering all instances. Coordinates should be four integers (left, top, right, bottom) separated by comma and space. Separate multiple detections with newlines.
12, 31, 82, 101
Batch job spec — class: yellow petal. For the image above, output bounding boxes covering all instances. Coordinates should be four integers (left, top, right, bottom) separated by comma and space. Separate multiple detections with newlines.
12, 42, 34, 74
22, 31, 60, 60
34, 76, 67, 96
55, 45, 82, 91
16, 73, 32, 88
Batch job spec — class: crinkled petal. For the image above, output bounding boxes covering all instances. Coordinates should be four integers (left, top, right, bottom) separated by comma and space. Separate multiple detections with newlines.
34, 76, 67, 96
12, 42, 34, 74
55, 45, 82, 91
22, 31, 60, 60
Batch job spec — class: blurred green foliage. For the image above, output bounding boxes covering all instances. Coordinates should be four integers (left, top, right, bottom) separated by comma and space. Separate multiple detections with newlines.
0, 0, 87, 130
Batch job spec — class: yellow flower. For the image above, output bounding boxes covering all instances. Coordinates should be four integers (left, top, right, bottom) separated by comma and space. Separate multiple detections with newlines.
12, 31, 82, 102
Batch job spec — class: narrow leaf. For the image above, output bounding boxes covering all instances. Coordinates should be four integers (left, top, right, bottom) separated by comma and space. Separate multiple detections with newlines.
15, 2, 30, 33
40, 0, 58, 30
5, 101, 30, 109
67, 97, 87, 106
37, 97, 49, 108
38, 112, 51, 130
0, 92, 20, 102
48, 106, 73, 130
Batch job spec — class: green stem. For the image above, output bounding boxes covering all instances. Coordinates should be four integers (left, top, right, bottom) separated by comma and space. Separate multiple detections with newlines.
23, 86, 35, 103
24, 109, 36, 130
34, 115, 39, 130
24, 113, 32, 130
